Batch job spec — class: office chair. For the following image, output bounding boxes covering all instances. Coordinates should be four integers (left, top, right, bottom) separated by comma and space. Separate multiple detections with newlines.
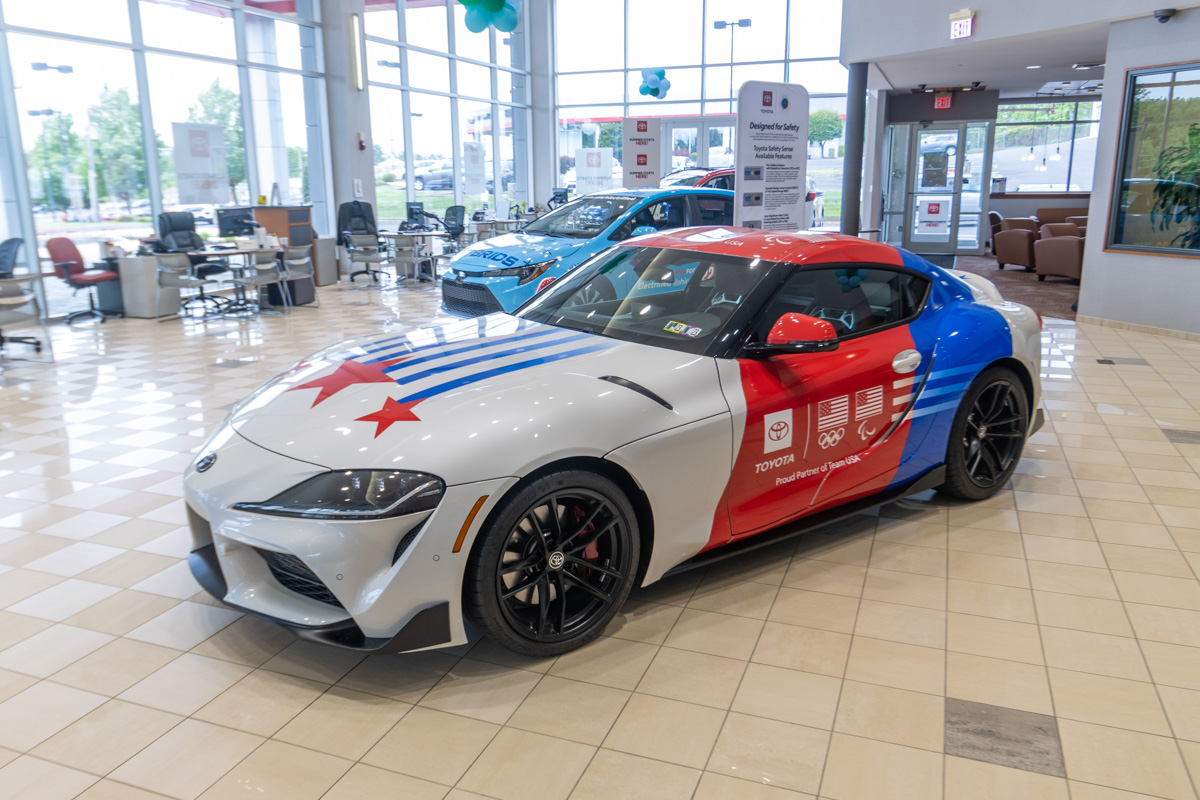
45, 237, 124, 325
157, 212, 230, 312
0, 238, 46, 355
281, 245, 319, 307
440, 205, 466, 254
337, 201, 393, 285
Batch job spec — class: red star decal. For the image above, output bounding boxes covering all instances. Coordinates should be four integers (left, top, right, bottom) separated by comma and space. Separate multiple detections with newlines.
286, 358, 405, 407
355, 397, 422, 437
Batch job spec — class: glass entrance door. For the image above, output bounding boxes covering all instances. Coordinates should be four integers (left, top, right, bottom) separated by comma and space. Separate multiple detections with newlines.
664, 123, 699, 174
889, 121, 992, 256
906, 126, 962, 254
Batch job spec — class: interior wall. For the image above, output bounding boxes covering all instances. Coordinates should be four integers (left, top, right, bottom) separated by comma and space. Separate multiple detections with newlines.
1077, 9, 1200, 334
886, 90, 999, 123
840, 0, 1200, 64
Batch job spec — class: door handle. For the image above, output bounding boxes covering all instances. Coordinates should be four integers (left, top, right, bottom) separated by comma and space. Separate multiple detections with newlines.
893, 350, 922, 374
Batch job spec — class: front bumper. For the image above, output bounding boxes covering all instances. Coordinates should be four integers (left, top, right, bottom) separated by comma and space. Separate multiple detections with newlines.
184, 422, 515, 653
441, 276, 506, 317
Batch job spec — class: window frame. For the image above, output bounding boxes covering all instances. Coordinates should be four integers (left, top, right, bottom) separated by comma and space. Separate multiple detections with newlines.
991, 98, 1100, 197
1105, 61, 1200, 258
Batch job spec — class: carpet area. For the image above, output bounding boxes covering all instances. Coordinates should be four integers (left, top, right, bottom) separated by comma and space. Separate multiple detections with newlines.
951, 254, 1079, 320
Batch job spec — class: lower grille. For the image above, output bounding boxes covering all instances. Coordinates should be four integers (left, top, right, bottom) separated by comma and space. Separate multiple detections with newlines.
255, 548, 344, 609
442, 279, 503, 317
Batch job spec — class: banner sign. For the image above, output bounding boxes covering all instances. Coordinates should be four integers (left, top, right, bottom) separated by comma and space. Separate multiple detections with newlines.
575, 147, 614, 195
172, 123, 232, 205
463, 141, 487, 196
733, 81, 809, 230
622, 118, 662, 187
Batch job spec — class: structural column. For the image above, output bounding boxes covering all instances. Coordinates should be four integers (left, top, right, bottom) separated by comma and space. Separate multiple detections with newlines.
840, 61, 868, 236
320, 0, 376, 215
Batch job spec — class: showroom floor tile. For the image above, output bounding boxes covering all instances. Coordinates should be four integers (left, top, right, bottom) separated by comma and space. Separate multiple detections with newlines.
0, 283, 1199, 798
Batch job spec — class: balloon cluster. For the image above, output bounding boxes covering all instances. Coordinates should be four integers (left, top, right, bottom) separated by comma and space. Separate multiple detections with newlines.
836, 268, 864, 292
638, 68, 671, 99
458, 0, 521, 33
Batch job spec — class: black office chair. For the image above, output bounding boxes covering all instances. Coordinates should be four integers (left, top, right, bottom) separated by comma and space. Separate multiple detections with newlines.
337, 201, 392, 284
442, 205, 466, 254
0, 238, 43, 354
158, 212, 230, 312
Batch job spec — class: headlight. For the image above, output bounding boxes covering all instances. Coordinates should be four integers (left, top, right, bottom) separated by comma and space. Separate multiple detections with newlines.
233, 470, 445, 520
494, 258, 557, 285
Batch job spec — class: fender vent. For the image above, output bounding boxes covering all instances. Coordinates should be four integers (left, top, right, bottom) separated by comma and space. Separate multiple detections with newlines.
255, 548, 344, 609
392, 516, 429, 564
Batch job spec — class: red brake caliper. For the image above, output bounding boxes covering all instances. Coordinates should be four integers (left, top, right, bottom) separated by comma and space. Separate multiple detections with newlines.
573, 505, 599, 578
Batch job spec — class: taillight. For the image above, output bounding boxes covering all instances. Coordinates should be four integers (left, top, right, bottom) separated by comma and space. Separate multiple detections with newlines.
806, 191, 817, 202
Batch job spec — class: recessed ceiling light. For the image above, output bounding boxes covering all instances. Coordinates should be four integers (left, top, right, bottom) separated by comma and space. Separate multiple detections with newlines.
1061, 81, 1072, 86
1027, 65, 1042, 69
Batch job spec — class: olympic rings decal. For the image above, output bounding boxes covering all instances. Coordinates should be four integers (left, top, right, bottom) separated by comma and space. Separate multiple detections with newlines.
818, 428, 845, 449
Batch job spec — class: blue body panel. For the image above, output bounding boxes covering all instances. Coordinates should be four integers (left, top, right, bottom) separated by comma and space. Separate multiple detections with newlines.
443, 187, 734, 315
887, 249, 1017, 489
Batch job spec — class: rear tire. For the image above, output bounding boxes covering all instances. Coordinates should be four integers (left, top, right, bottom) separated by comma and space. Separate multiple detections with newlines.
939, 367, 1029, 501
464, 469, 640, 657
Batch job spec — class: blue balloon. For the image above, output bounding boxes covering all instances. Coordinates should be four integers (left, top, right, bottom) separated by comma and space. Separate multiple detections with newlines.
658, 78, 671, 95
655, 68, 666, 79
494, 3, 519, 31
646, 74, 660, 89
464, 6, 491, 32
641, 67, 655, 79
638, 84, 651, 95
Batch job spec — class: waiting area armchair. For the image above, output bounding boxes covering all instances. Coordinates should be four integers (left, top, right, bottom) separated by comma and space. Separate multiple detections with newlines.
993, 219, 1038, 271
45, 237, 124, 325
1035, 225, 1084, 282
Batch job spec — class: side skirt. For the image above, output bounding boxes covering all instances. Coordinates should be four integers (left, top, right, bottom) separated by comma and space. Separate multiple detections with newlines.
663, 466, 947, 577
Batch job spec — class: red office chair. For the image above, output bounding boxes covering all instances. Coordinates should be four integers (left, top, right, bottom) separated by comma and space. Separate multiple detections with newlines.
46, 237, 123, 325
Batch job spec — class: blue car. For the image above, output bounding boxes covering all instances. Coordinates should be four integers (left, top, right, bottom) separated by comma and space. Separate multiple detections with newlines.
441, 187, 735, 316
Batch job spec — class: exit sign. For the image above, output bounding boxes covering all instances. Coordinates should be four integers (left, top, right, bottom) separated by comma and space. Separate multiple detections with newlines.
934, 93, 952, 110
950, 15, 974, 39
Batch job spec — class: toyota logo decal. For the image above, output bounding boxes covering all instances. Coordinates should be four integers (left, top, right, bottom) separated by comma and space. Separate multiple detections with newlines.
768, 421, 790, 441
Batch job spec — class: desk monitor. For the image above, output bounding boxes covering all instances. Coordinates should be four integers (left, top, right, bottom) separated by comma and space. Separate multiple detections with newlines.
217, 207, 256, 237
549, 188, 569, 209
406, 202, 425, 226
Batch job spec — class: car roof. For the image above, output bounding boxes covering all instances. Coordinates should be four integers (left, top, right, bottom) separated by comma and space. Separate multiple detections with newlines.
585, 186, 735, 199
625, 227, 915, 271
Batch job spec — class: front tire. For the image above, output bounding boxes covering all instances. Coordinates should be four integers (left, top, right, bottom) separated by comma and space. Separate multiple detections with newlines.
413, 178, 425, 191
465, 469, 640, 657
939, 367, 1029, 500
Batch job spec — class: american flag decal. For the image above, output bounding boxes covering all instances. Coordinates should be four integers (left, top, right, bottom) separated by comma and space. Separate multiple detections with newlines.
855, 386, 884, 419
817, 395, 849, 430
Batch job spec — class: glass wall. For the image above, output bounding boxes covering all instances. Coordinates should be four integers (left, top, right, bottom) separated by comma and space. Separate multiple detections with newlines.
1110, 65, 1200, 254
364, 0, 532, 227
554, 0, 847, 215
0, 0, 330, 318
992, 99, 1102, 194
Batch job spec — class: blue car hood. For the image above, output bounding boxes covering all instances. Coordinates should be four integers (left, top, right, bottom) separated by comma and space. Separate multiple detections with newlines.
449, 232, 594, 273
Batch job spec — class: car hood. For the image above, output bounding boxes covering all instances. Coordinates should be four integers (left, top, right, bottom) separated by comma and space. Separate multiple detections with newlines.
227, 315, 727, 483
448, 233, 595, 274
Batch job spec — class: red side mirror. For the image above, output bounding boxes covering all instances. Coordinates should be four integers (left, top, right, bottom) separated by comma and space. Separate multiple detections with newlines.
767, 313, 837, 346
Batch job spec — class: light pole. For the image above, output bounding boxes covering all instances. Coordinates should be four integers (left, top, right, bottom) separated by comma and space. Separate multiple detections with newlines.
87, 122, 100, 223
713, 18, 752, 115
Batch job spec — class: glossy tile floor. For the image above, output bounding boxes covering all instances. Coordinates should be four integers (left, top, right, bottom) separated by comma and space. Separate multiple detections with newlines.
1, 281, 1199, 800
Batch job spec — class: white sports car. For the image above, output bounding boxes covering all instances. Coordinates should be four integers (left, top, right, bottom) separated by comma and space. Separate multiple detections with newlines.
185, 229, 1043, 656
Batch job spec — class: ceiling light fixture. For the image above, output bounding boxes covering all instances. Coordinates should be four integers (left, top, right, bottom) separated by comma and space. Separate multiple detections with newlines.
1050, 145, 1062, 161
1026, 65, 1042, 69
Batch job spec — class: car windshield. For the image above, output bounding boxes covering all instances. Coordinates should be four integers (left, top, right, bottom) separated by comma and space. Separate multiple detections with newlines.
522, 196, 638, 239
661, 170, 707, 186
517, 245, 771, 355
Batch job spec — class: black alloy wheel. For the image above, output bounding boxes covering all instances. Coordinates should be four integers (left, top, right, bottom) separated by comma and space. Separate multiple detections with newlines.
466, 469, 639, 656
940, 367, 1029, 500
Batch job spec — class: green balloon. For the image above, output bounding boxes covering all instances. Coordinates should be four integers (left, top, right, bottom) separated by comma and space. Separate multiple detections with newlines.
481, 0, 506, 11
458, 0, 481, 5
650, 87, 660, 97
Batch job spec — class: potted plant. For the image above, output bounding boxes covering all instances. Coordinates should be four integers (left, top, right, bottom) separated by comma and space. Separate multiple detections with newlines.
1152, 122, 1200, 250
